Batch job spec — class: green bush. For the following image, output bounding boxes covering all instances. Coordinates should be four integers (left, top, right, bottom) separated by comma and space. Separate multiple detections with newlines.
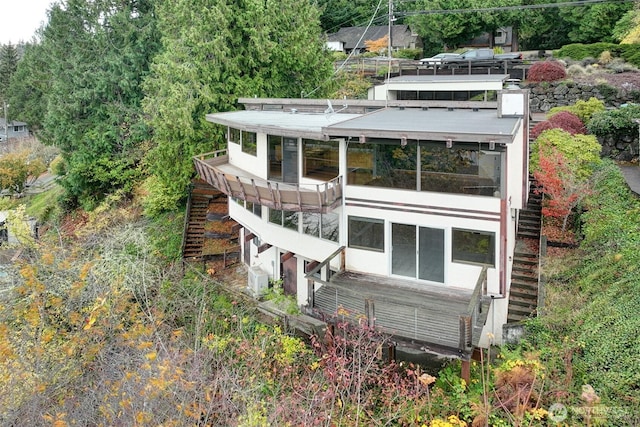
587, 103, 640, 140
556, 42, 640, 67
142, 175, 184, 217
49, 154, 67, 176
530, 128, 602, 181
548, 97, 605, 123
393, 48, 422, 59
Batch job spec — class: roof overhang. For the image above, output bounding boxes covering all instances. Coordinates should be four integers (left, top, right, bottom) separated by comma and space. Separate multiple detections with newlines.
206, 103, 521, 144
323, 107, 520, 144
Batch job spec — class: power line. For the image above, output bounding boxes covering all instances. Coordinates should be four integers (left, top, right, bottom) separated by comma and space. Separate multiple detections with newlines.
397, 0, 634, 17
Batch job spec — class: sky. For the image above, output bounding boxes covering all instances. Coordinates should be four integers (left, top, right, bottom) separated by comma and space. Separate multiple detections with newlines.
0, 0, 53, 45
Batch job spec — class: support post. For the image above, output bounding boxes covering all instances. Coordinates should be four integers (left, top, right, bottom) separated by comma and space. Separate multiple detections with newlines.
461, 359, 471, 384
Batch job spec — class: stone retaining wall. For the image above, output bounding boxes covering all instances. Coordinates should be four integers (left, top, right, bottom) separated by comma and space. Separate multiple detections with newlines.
524, 81, 640, 161
523, 80, 639, 113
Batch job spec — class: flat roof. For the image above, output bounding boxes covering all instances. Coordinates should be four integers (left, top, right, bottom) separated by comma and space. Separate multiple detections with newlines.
324, 107, 520, 143
385, 74, 510, 85
373, 74, 511, 95
206, 106, 521, 144
205, 110, 361, 139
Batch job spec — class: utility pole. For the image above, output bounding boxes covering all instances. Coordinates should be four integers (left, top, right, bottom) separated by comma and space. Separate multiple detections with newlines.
387, 0, 393, 59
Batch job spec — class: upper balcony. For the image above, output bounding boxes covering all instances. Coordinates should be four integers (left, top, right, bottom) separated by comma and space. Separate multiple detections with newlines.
193, 149, 343, 213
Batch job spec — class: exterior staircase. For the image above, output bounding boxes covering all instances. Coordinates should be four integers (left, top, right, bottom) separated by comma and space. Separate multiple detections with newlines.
182, 180, 223, 260
507, 180, 542, 323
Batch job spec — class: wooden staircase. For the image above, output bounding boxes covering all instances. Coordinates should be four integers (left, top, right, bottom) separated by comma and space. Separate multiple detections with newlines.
182, 180, 223, 260
508, 180, 542, 323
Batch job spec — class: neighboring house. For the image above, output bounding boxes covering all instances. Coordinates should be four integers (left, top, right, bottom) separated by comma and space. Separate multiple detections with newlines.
0, 118, 29, 142
368, 74, 510, 102
465, 27, 519, 53
327, 25, 423, 55
194, 78, 530, 362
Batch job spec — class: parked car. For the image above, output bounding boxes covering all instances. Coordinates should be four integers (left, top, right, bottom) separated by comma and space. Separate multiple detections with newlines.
441, 48, 522, 68
419, 53, 462, 66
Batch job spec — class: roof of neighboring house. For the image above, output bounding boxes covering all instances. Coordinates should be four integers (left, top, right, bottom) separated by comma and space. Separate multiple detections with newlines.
0, 118, 27, 127
327, 25, 421, 50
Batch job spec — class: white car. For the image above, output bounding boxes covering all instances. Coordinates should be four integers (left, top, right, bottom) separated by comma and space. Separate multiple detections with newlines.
419, 53, 461, 66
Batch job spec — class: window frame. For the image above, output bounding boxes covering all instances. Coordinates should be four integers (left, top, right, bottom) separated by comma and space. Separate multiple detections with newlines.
451, 228, 495, 266
348, 216, 385, 252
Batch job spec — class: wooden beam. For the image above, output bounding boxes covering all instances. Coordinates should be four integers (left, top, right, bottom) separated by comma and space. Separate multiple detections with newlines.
304, 260, 319, 272
280, 251, 295, 263
257, 243, 272, 253
244, 232, 255, 242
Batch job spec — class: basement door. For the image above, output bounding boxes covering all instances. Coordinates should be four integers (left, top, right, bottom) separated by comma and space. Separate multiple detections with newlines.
391, 223, 445, 283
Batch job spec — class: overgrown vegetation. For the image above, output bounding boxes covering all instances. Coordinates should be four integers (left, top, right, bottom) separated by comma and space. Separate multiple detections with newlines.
523, 160, 640, 424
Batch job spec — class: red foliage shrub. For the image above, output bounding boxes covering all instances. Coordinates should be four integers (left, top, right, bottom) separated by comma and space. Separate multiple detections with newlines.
548, 111, 587, 134
527, 60, 567, 82
531, 111, 586, 139
530, 121, 555, 140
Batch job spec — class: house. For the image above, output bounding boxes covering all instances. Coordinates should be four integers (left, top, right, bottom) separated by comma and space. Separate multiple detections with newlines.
0, 118, 29, 142
368, 74, 510, 102
327, 25, 423, 55
465, 27, 518, 53
194, 77, 530, 361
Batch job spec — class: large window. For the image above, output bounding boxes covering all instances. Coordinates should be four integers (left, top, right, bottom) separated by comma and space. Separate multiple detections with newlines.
229, 127, 241, 145
348, 216, 384, 252
269, 209, 299, 231
269, 209, 337, 241
346, 138, 502, 196
303, 139, 339, 180
303, 211, 339, 242
229, 127, 257, 156
242, 130, 257, 156
268, 135, 298, 183
452, 229, 495, 266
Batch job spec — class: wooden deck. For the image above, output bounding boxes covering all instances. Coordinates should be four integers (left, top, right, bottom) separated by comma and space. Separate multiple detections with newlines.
193, 150, 343, 213
306, 261, 490, 357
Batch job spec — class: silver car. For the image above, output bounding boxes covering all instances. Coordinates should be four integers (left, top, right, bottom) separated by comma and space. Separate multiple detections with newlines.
419, 53, 461, 67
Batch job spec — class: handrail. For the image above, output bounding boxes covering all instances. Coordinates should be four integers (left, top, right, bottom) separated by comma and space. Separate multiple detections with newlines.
466, 265, 488, 316
460, 266, 488, 351
193, 151, 343, 213
305, 245, 345, 284
180, 183, 195, 261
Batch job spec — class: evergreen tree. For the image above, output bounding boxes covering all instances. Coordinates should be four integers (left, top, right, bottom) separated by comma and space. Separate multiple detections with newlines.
40, 0, 160, 209
0, 43, 20, 105
142, 0, 333, 213
7, 41, 49, 135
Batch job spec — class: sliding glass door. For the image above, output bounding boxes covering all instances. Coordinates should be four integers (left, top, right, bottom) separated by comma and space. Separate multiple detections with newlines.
391, 223, 444, 283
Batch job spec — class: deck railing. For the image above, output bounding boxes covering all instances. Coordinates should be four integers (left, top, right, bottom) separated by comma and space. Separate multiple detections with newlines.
193, 149, 343, 213
459, 266, 489, 352
306, 250, 490, 354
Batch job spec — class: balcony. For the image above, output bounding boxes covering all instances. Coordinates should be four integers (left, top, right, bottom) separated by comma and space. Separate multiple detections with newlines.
305, 247, 491, 357
193, 150, 343, 213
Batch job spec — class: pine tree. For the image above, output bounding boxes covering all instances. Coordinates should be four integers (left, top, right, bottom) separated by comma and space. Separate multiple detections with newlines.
0, 43, 20, 105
